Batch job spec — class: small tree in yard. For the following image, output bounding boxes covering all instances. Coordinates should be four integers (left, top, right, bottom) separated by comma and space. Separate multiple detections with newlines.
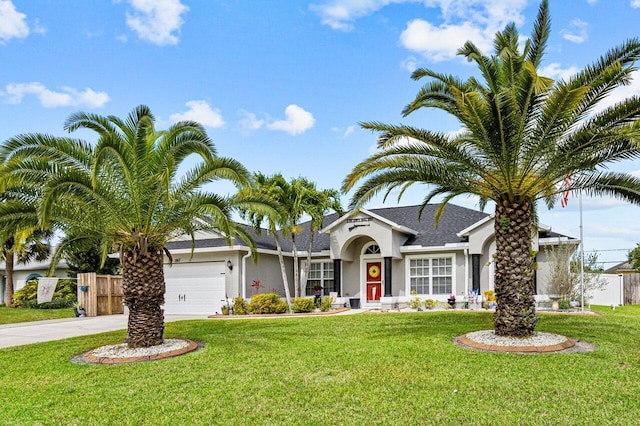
546, 243, 607, 302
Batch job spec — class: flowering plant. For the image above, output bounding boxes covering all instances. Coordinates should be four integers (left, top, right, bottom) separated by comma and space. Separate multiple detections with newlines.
251, 279, 264, 294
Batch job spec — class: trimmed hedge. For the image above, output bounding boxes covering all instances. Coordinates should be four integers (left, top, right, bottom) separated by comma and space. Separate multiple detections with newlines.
292, 297, 315, 313
247, 293, 289, 314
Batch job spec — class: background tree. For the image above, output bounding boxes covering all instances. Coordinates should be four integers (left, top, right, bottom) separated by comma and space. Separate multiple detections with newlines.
343, 0, 640, 336
627, 243, 640, 271
60, 238, 121, 277
0, 105, 271, 347
545, 243, 607, 302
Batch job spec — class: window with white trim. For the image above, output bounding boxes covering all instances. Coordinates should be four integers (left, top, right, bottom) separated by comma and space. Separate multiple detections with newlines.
305, 261, 335, 296
409, 257, 453, 295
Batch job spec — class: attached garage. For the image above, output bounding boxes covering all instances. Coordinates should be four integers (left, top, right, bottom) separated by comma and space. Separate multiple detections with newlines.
163, 260, 227, 315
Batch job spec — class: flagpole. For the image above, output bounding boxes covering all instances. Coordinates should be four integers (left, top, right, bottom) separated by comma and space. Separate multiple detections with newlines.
580, 190, 585, 312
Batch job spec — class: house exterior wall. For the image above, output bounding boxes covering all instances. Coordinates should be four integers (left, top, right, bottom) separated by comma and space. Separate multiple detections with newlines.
244, 253, 294, 299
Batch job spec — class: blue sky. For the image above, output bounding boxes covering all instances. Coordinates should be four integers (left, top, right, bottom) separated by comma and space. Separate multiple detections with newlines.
1, 0, 640, 268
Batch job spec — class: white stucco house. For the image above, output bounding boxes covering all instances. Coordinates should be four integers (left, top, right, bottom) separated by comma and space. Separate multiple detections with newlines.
1, 203, 577, 313
161, 203, 578, 314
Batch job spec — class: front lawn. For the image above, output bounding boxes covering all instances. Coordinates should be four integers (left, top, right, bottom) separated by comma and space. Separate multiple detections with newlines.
0, 306, 75, 325
0, 306, 638, 425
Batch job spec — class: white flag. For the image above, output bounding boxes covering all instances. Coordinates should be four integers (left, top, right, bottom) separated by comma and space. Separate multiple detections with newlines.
37, 278, 59, 304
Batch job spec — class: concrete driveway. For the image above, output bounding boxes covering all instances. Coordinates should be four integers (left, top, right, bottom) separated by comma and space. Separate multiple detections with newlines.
0, 314, 209, 349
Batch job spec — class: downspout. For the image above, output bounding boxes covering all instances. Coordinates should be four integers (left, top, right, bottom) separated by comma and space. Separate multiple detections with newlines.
464, 248, 469, 298
241, 250, 252, 300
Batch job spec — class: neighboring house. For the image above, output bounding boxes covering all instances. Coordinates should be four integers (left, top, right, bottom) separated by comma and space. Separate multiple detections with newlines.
0, 259, 68, 305
163, 203, 577, 315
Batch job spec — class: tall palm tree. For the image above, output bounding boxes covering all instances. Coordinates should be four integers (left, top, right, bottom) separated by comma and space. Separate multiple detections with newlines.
343, 0, 640, 337
242, 173, 341, 300
0, 105, 270, 347
300, 187, 343, 294
0, 228, 52, 307
0, 188, 52, 307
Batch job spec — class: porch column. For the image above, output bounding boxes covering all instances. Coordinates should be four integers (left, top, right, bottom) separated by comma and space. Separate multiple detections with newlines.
472, 254, 481, 292
333, 259, 342, 297
384, 257, 392, 297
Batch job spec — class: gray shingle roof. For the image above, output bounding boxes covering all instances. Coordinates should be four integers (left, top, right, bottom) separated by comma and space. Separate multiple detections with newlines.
166, 203, 494, 253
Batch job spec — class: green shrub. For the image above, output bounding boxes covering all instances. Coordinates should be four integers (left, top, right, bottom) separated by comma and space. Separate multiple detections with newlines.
424, 299, 438, 309
14, 279, 77, 309
407, 295, 422, 309
559, 299, 571, 310
274, 300, 290, 314
292, 297, 315, 313
248, 293, 285, 314
232, 296, 248, 315
319, 296, 332, 312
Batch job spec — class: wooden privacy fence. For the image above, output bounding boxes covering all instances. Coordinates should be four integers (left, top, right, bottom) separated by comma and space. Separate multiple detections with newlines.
77, 273, 124, 317
623, 273, 640, 305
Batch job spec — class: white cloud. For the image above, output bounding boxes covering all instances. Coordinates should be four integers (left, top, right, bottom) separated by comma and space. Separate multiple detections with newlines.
122, 0, 188, 46
343, 125, 355, 138
561, 18, 588, 44
400, 19, 490, 62
586, 0, 597, 4
312, 0, 528, 62
3, 82, 109, 108
310, 0, 398, 31
0, 0, 29, 43
401, 55, 418, 72
238, 109, 265, 131
539, 63, 579, 81
267, 104, 315, 135
632, 0, 640, 8
170, 100, 225, 128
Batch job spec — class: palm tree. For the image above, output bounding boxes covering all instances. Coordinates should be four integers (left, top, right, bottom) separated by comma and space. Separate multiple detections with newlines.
343, 0, 640, 337
242, 173, 341, 301
300, 187, 343, 294
0, 105, 270, 347
0, 188, 52, 307
0, 228, 52, 307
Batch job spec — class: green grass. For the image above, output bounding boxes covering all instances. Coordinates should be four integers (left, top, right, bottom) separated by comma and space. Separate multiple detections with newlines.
1, 306, 639, 425
0, 305, 75, 324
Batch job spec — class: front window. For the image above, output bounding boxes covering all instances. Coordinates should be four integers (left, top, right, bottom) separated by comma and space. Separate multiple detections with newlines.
305, 261, 335, 296
409, 257, 453, 295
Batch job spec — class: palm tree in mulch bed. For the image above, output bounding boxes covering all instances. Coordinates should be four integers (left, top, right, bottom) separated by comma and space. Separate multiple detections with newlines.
0, 105, 273, 347
343, 0, 640, 337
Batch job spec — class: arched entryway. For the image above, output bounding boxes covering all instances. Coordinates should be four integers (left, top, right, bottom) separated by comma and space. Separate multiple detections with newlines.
361, 242, 382, 306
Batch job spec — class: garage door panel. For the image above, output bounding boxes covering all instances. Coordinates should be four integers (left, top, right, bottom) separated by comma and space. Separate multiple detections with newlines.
163, 262, 226, 315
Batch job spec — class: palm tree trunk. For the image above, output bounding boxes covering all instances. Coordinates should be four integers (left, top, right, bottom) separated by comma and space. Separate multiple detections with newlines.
122, 248, 165, 347
274, 235, 292, 306
4, 251, 14, 307
493, 200, 538, 337
292, 234, 300, 298
301, 235, 315, 295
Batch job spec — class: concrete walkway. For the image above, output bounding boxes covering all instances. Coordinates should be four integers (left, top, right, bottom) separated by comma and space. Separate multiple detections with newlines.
0, 314, 208, 349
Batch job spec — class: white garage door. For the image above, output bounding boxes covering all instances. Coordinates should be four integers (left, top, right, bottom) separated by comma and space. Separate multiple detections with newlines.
163, 261, 227, 315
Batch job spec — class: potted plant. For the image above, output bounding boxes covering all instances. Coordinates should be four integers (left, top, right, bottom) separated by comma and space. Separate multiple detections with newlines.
74, 303, 86, 317
447, 294, 456, 309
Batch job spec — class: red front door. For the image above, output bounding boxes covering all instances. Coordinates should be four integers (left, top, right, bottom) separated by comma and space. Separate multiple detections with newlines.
366, 262, 382, 302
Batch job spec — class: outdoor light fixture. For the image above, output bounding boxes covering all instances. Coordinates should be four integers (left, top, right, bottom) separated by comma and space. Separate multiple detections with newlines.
226, 259, 233, 271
